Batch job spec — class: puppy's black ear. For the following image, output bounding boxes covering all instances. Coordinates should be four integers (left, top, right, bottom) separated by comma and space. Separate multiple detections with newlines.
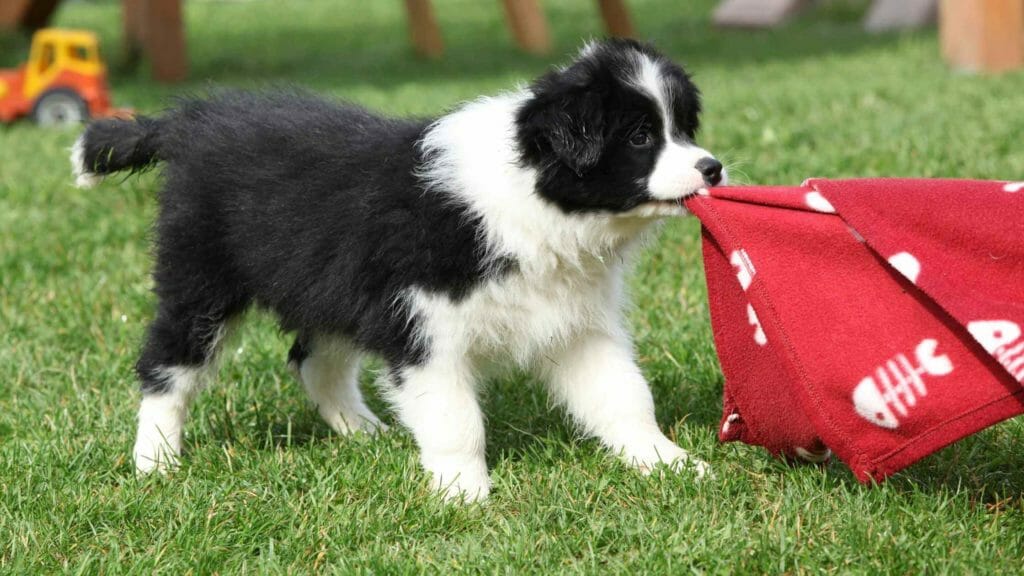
516, 71, 606, 177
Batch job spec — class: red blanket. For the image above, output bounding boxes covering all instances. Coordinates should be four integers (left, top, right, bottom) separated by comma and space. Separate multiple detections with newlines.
685, 179, 1024, 482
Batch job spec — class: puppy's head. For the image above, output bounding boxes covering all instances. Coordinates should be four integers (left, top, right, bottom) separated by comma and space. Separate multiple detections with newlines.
516, 40, 724, 217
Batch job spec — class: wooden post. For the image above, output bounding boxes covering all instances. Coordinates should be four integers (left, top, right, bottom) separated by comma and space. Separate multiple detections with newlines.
941, 0, 1024, 73
143, 0, 187, 83
121, 0, 187, 82
501, 0, 551, 55
404, 0, 444, 58
122, 0, 144, 68
19, 0, 60, 30
597, 0, 635, 38
0, 0, 59, 31
0, 0, 31, 29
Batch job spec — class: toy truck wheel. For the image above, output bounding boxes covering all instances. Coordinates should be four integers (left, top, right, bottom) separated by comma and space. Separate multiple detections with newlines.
31, 89, 89, 127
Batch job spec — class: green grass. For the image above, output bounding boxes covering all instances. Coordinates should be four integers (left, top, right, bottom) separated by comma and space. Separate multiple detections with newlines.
3, 0, 1024, 572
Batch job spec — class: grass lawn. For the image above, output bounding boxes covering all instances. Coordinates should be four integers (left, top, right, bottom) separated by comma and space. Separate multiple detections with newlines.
3, 0, 1024, 572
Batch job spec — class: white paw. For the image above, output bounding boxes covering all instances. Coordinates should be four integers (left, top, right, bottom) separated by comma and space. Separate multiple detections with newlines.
319, 407, 389, 436
423, 456, 491, 503
133, 435, 180, 475
618, 435, 711, 480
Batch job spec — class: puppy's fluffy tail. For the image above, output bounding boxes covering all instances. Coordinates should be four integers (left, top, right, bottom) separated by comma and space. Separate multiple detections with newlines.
71, 116, 164, 188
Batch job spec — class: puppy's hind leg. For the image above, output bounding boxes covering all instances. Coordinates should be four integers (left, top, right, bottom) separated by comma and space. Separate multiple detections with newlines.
133, 304, 237, 474
288, 335, 386, 435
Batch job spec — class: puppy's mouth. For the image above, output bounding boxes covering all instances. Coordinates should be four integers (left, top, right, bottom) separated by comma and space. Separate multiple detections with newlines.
624, 188, 710, 218
650, 188, 709, 206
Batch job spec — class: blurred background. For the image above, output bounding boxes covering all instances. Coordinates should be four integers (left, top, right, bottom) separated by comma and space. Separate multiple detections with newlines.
1, 0, 1023, 182
3, 4, 1024, 572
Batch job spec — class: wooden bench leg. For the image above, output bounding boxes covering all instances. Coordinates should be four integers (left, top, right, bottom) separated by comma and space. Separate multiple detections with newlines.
0, 0, 60, 31
405, 0, 444, 58
0, 0, 30, 30
143, 0, 188, 83
122, 0, 187, 82
122, 0, 144, 68
501, 0, 551, 55
20, 0, 61, 30
941, 0, 1024, 73
597, 0, 635, 38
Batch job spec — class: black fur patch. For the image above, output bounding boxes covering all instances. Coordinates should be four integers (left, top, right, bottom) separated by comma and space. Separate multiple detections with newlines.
83, 91, 510, 391
515, 39, 702, 214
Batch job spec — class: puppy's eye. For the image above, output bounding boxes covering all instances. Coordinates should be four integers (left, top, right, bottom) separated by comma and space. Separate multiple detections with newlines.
629, 130, 652, 149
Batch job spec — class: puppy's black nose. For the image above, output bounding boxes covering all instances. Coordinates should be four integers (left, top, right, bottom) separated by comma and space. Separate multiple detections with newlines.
696, 157, 724, 186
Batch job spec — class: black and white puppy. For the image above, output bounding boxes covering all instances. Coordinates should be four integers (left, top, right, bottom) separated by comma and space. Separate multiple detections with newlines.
71, 39, 725, 502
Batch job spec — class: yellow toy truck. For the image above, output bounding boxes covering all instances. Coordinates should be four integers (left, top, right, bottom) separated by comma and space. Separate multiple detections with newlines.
0, 28, 121, 126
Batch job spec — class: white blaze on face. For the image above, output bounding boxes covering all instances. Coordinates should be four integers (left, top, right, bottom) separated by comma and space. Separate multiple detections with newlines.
631, 55, 725, 201
648, 142, 718, 200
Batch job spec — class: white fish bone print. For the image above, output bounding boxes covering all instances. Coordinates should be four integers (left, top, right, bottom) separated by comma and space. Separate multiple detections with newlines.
887, 252, 921, 284
729, 249, 767, 346
852, 339, 954, 429
804, 191, 836, 213
968, 320, 1024, 382
746, 304, 767, 346
729, 249, 755, 290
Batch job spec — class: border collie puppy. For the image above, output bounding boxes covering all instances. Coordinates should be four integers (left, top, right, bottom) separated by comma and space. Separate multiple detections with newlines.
71, 39, 724, 502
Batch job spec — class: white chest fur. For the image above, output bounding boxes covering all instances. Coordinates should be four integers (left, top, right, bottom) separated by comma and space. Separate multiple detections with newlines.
407, 253, 626, 369
410, 90, 662, 372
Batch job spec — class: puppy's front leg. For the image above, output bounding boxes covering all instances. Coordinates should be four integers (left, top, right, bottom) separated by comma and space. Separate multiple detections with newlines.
391, 358, 490, 502
544, 330, 710, 478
